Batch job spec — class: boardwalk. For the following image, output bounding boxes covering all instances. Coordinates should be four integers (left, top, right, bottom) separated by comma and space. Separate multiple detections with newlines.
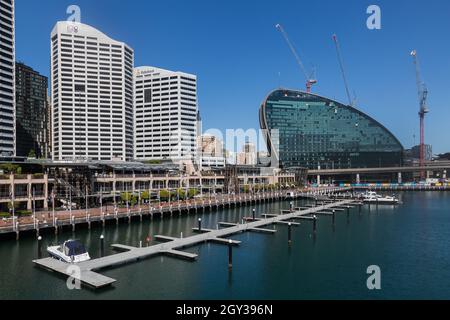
33, 199, 357, 289
1, 187, 350, 237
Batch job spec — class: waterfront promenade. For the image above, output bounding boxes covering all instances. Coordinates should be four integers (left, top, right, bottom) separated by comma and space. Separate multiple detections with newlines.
0, 187, 349, 237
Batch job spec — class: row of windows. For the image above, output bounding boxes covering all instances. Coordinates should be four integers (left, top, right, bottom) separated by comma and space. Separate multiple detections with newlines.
0, 6, 13, 20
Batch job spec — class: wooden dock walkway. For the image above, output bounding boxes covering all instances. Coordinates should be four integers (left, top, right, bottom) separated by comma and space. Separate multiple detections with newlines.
2, 192, 285, 238
33, 199, 356, 289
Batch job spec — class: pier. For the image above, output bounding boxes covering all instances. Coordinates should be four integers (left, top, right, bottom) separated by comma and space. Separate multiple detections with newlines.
1, 187, 348, 238
33, 199, 357, 289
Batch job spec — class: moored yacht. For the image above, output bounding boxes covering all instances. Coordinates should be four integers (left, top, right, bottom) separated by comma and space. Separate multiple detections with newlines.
363, 194, 399, 205
285, 191, 296, 199
47, 240, 91, 263
361, 191, 381, 200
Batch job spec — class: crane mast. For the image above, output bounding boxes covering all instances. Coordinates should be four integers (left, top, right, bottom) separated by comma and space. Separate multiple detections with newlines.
276, 24, 317, 93
411, 50, 429, 180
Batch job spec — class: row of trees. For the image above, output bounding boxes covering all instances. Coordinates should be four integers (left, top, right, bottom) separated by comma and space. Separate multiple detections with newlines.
119, 188, 200, 205
241, 183, 296, 193
118, 184, 297, 204
0, 202, 32, 217
0, 164, 23, 175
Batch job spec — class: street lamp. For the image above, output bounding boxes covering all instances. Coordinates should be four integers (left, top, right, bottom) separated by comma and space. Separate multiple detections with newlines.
168, 187, 171, 207
32, 186, 36, 229
85, 185, 89, 220
138, 188, 142, 209
9, 185, 15, 231
69, 187, 72, 224
100, 185, 104, 218
125, 183, 129, 213
148, 182, 152, 214
51, 188, 56, 226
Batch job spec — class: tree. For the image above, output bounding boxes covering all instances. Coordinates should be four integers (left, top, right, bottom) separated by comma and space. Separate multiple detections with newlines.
159, 190, 170, 201
121, 192, 137, 205
0, 164, 22, 174
188, 188, 199, 198
7, 201, 19, 211
120, 192, 129, 203
176, 188, 186, 200
141, 190, 150, 201
28, 149, 36, 159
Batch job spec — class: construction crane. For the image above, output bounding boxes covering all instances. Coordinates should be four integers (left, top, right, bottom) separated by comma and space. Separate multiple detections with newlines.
411, 50, 429, 180
276, 24, 317, 93
332, 34, 353, 106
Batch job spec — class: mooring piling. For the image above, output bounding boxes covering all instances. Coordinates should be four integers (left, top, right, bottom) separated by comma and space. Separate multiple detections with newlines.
37, 236, 42, 259
228, 239, 233, 270
100, 234, 105, 257
288, 223, 292, 245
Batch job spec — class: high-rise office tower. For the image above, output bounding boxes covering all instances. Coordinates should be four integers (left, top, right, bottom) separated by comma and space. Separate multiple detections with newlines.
134, 66, 198, 163
0, 0, 15, 157
15, 62, 49, 158
51, 21, 134, 161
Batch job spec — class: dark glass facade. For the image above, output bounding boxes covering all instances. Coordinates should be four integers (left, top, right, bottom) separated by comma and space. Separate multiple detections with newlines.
15, 62, 49, 158
260, 89, 404, 169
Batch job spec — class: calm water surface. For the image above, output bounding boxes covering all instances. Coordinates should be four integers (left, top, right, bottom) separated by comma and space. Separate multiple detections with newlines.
1, 192, 450, 300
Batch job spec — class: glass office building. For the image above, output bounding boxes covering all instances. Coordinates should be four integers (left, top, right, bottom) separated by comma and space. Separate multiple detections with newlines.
260, 89, 404, 169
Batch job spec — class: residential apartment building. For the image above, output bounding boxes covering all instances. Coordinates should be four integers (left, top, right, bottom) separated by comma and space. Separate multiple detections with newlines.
15, 62, 49, 158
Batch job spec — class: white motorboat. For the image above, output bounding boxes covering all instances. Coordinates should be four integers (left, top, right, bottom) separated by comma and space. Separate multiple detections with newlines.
47, 239, 91, 263
285, 191, 296, 199
360, 191, 381, 200
363, 195, 399, 205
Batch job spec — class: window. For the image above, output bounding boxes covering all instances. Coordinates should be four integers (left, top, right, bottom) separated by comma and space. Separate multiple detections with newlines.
144, 88, 152, 103
74, 84, 86, 92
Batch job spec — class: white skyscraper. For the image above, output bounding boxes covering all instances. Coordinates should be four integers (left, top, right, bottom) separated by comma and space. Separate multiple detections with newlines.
134, 66, 198, 164
0, 0, 15, 156
50, 21, 134, 161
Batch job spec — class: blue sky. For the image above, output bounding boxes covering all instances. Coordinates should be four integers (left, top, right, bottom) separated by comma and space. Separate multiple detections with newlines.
15, 0, 450, 154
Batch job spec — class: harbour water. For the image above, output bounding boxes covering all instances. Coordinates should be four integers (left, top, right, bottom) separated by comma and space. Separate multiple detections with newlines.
1, 191, 450, 300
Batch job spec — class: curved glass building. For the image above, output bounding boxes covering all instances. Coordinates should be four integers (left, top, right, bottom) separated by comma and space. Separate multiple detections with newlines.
260, 89, 404, 169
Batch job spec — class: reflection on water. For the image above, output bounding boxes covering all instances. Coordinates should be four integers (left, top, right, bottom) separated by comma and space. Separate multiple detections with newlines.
0, 192, 450, 300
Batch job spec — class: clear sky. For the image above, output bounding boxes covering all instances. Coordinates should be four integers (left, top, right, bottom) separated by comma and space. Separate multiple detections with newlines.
14, 0, 450, 154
